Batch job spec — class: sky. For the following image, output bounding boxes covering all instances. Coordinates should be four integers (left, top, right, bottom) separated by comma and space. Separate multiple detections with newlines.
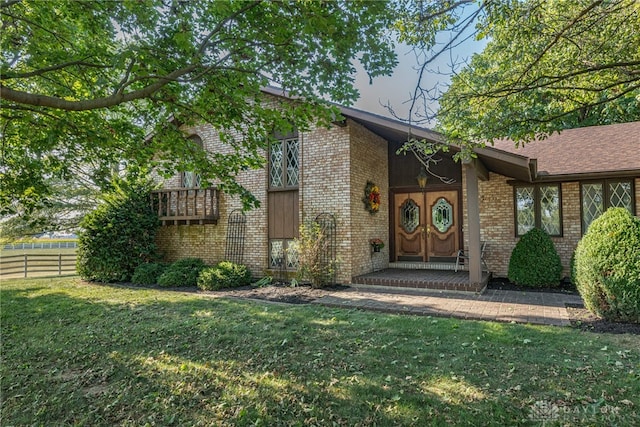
353, 40, 487, 126
352, 9, 488, 126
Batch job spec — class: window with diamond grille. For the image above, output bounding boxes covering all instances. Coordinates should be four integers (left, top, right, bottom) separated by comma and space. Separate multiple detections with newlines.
286, 139, 299, 186
514, 184, 561, 237
182, 135, 203, 188
539, 186, 560, 235
581, 179, 634, 233
582, 183, 603, 232
270, 144, 283, 187
270, 129, 299, 190
515, 187, 535, 235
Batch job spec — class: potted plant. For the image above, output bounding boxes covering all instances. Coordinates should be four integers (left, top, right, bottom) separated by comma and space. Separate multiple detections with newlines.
369, 238, 384, 253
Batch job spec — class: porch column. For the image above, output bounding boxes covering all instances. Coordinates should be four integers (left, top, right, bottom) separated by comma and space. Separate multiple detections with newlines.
463, 161, 482, 285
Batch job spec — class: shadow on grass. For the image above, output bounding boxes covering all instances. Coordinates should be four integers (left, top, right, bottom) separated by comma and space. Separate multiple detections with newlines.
2, 279, 639, 426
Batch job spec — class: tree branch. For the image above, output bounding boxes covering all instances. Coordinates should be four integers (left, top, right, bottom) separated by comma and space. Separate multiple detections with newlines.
2, 60, 109, 80
514, 0, 603, 84
0, 64, 198, 111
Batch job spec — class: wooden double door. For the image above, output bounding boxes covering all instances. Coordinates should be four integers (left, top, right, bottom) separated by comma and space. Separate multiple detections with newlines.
394, 191, 460, 262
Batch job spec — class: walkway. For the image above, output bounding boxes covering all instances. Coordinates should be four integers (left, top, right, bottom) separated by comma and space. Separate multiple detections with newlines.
312, 286, 584, 327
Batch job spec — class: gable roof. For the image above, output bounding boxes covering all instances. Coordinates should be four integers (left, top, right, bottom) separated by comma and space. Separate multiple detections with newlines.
489, 122, 640, 180
261, 87, 640, 182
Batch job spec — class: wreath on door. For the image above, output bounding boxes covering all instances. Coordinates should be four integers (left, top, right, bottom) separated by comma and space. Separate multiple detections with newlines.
363, 181, 381, 214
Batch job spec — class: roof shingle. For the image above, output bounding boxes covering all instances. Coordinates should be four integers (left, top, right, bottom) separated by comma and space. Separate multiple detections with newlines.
489, 122, 640, 176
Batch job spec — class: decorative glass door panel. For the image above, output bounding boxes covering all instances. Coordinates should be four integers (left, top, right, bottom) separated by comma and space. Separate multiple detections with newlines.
426, 191, 459, 258
394, 191, 460, 262
432, 198, 453, 233
394, 193, 426, 261
400, 199, 420, 233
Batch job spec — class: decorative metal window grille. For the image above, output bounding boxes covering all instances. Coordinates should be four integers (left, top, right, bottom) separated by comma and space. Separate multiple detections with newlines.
225, 209, 246, 265
432, 198, 453, 233
401, 199, 420, 233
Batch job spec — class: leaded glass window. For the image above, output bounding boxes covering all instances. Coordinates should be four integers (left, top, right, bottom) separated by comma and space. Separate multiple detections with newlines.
400, 199, 420, 233
609, 181, 633, 212
286, 139, 299, 186
581, 179, 635, 233
270, 131, 299, 189
540, 185, 560, 235
514, 184, 561, 236
183, 171, 201, 188
582, 183, 603, 232
270, 239, 297, 270
270, 240, 284, 268
182, 135, 202, 188
515, 187, 535, 235
285, 239, 298, 269
270, 144, 283, 188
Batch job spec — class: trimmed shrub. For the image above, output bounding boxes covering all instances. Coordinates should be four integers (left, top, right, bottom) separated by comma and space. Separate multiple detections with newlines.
157, 258, 207, 287
131, 262, 167, 285
77, 180, 159, 282
508, 228, 562, 287
197, 261, 252, 291
574, 208, 640, 323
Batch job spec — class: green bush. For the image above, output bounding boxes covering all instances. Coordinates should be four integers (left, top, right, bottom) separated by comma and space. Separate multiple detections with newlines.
508, 228, 562, 287
131, 263, 167, 285
197, 261, 252, 291
77, 180, 160, 282
574, 208, 640, 323
289, 221, 337, 288
157, 258, 207, 287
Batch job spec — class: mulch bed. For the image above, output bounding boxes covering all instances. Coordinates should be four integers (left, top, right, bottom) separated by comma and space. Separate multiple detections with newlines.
217, 282, 349, 305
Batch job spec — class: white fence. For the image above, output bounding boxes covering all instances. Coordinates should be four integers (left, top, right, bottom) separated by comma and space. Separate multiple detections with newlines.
3, 241, 78, 250
0, 253, 77, 278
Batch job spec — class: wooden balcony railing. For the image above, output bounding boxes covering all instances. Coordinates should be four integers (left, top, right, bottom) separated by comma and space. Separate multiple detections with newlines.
151, 187, 220, 225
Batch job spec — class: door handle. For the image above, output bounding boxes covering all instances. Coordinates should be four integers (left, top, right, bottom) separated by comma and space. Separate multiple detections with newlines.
420, 225, 431, 236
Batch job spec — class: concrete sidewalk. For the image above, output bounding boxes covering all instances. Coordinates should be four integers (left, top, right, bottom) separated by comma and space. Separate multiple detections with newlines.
312, 286, 584, 326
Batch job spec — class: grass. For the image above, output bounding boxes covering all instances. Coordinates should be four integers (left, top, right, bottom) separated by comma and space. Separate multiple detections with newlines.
1, 277, 639, 426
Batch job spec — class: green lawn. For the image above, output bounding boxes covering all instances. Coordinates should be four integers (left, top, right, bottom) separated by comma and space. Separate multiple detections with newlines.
2, 277, 639, 426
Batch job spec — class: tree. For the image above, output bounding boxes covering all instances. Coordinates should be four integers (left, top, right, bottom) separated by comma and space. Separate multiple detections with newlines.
396, 0, 640, 150
1, 0, 399, 215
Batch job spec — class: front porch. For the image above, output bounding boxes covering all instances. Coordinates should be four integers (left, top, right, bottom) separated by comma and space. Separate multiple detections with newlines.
352, 268, 491, 293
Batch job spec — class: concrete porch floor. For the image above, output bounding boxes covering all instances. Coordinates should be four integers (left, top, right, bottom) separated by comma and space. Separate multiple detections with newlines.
352, 268, 491, 293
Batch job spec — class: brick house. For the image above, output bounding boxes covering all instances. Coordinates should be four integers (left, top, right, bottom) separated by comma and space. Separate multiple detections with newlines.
153, 88, 639, 289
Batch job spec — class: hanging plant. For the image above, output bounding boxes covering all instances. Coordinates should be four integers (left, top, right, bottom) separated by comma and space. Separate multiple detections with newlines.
369, 238, 384, 252
363, 181, 381, 214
